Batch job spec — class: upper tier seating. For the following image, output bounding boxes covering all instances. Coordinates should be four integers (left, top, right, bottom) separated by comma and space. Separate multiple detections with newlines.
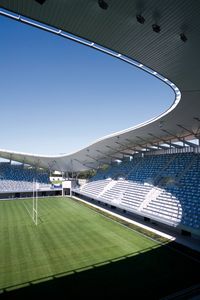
0, 162, 50, 192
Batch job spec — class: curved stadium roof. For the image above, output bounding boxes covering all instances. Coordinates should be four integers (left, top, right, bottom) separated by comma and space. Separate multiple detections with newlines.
0, 0, 199, 172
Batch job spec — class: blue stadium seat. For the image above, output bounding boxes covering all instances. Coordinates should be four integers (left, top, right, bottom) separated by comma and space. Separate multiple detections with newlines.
74, 153, 200, 232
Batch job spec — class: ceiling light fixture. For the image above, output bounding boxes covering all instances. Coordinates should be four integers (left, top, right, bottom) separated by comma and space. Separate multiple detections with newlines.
136, 14, 145, 24
152, 24, 161, 33
35, 0, 46, 4
98, 0, 108, 10
180, 33, 187, 42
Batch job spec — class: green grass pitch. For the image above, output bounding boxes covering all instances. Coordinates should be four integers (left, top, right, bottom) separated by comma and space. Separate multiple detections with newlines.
0, 197, 156, 290
0, 197, 199, 298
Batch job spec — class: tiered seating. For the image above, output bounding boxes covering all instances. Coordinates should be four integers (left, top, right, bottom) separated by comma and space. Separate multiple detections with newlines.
164, 154, 200, 229
142, 191, 182, 226
79, 179, 110, 198
121, 182, 152, 211
99, 179, 128, 204
161, 153, 195, 178
0, 162, 50, 192
74, 152, 200, 233
128, 154, 172, 182
92, 158, 139, 181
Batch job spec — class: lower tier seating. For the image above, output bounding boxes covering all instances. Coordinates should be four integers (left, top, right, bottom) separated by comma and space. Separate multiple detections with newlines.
74, 152, 200, 233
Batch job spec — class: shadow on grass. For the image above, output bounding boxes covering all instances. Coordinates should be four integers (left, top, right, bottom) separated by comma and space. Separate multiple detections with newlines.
1, 241, 200, 299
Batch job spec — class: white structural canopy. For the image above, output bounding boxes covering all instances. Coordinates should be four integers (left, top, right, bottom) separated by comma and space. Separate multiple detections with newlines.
0, 0, 199, 172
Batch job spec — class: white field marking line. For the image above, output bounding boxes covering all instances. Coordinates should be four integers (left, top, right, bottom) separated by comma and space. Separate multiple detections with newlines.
0, 195, 63, 201
72, 197, 200, 264
22, 200, 33, 220
72, 196, 171, 245
72, 196, 174, 240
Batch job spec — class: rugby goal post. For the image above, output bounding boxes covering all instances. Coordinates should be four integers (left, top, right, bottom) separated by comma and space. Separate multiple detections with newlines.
33, 180, 39, 225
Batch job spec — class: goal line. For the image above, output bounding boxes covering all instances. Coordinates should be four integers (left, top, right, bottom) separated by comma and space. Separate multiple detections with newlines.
23, 180, 39, 225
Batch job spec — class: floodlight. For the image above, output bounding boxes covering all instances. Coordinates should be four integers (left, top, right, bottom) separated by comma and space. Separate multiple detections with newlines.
98, 0, 108, 10
152, 24, 161, 33
136, 14, 145, 24
35, 0, 46, 4
180, 33, 187, 42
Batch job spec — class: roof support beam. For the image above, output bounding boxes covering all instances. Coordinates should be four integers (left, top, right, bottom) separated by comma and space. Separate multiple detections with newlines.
86, 154, 110, 165
193, 118, 200, 141
136, 136, 164, 150
163, 128, 198, 147
96, 150, 122, 161
85, 154, 99, 162
155, 144, 169, 150
115, 140, 143, 153
134, 137, 155, 151
9, 153, 13, 163
177, 122, 200, 141
124, 138, 150, 151
125, 139, 144, 153
148, 133, 177, 148
73, 159, 97, 170
176, 124, 195, 136
105, 145, 130, 157
21, 156, 28, 167
161, 129, 181, 140
182, 139, 198, 147
115, 141, 134, 152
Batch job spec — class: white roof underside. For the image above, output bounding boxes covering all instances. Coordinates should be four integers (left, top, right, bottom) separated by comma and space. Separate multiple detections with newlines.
0, 0, 199, 171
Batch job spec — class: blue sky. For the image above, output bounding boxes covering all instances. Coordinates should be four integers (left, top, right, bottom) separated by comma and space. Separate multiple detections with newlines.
0, 15, 174, 155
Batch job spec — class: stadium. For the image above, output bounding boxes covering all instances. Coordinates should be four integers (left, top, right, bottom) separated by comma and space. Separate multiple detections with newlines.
0, 0, 200, 299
